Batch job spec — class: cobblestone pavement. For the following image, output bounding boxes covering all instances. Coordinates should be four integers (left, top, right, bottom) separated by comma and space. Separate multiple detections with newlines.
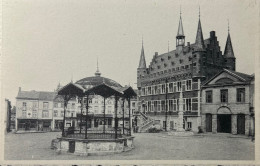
4, 132, 254, 160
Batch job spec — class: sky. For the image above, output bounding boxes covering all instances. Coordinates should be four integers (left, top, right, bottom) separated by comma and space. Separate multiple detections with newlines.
1, 0, 259, 104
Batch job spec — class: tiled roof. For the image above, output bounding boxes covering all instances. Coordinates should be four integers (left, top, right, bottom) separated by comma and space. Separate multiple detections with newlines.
16, 91, 40, 100
38, 92, 56, 101
224, 69, 254, 82
203, 69, 254, 86
16, 90, 56, 101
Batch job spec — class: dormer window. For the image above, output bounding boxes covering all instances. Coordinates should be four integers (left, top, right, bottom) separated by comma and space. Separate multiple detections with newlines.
179, 59, 183, 63
175, 53, 178, 57
157, 66, 161, 69
164, 63, 167, 67
161, 58, 164, 62
171, 61, 175, 66
168, 56, 171, 60
189, 57, 192, 61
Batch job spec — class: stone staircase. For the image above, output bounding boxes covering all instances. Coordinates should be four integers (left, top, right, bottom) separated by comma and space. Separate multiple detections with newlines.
138, 112, 154, 132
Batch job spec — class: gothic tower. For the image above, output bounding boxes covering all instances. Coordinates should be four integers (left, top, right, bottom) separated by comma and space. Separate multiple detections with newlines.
176, 10, 185, 53
224, 23, 236, 71
137, 39, 147, 89
192, 9, 206, 78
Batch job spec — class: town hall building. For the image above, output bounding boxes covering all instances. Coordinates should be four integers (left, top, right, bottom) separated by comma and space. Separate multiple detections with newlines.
137, 11, 237, 132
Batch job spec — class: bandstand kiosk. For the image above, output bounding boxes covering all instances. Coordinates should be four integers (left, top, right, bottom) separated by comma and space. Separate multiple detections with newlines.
52, 78, 136, 156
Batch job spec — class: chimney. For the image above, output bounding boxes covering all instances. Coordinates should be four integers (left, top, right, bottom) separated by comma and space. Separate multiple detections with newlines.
187, 42, 190, 47
210, 31, 215, 38
155, 52, 158, 56
19, 87, 21, 92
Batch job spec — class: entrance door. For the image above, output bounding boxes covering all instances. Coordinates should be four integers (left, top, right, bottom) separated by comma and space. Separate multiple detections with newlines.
206, 114, 212, 132
69, 141, 75, 153
217, 114, 231, 133
170, 121, 174, 130
237, 114, 245, 134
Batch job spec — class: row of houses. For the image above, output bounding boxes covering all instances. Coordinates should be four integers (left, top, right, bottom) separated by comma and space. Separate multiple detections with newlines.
15, 84, 138, 132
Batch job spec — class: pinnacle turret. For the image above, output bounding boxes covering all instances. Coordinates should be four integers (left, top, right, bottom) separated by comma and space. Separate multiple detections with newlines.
176, 9, 185, 48
138, 39, 147, 69
194, 8, 205, 51
95, 58, 101, 77
224, 31, 235, 58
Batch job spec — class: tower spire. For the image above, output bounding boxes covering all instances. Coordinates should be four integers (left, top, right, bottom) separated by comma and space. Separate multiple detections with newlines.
176, 8, 185, 49
224, 21, 235, 58
228, 19, 230, 33
194, 7, 205, 51
138, 38, 147, 69
95, 57, 101, 76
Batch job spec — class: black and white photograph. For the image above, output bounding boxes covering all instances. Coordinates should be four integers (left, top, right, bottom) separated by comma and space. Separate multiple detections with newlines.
1, 0, 259, 163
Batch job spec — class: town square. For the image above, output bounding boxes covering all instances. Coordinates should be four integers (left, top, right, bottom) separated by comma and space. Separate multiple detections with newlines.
2, 0, 257, 161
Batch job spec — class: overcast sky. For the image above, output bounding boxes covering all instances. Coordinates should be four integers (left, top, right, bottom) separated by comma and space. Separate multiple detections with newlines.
2, 0, 259, 104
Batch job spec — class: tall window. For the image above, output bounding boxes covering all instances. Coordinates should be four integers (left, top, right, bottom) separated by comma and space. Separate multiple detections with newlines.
157, 85, 161, 94
107, 106, 112, 114
169, 100, 174, 111
43, 102, 49, 109
173, 99, 177, 111
32, 110, 37, 118
154, 85, 158, 94
71, 103, 75, 109
148, 87, 152, 95
95, 99, 98, 104
22, 102, 27, 111
185, 98, 192, 111
162, 84, 166, 93
187, 122, 192, 129
42, 110, 49, 118
220, 89, 228, 103
237, 88, 245, 102
141, 88, 145, 96
61, 111, 64, 117
148, 101, 151, 112
54, 110, 58, 117
151, 86, 155, 95
177, 81, 182, 92
22, 110, 27, 117
157, 101, 161, 111
186, 80, 192, 90
169, 83, 173, 92
206, 90, 213, 103
154, 101, 158, 111
94, 106, 99, 114
161, 100, 166, 111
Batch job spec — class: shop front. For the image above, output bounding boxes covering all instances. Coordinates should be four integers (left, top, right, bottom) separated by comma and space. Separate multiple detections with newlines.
17, 119, 38, 131
38, 120, 52, 131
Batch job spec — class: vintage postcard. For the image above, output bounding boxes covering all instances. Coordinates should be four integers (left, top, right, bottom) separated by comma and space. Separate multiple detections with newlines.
0, 0, 259, 165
